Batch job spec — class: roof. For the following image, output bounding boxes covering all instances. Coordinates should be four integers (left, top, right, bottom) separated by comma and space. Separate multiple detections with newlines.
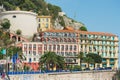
41, 29, 117, 37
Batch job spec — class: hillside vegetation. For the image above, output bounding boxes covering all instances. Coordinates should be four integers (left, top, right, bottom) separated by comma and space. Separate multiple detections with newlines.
0, 0, 87, 31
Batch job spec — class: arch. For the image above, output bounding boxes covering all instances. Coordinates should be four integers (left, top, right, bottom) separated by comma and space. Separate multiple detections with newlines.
12, 36, 17, 41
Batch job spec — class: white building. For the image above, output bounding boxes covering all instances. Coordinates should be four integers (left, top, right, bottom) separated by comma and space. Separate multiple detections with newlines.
0, 9, 38, 37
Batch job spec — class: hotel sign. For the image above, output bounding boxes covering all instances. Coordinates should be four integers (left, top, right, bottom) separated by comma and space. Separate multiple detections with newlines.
0, 60, 6, 64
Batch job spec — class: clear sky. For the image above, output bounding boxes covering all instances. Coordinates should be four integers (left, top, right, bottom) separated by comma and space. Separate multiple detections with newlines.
46, 0, 120, 67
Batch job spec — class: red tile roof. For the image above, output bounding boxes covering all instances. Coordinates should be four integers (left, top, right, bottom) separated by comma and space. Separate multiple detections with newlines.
41, 29, 117, 37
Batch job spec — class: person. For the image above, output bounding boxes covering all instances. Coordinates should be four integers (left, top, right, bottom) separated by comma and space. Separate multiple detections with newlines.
1, 72, 5, 79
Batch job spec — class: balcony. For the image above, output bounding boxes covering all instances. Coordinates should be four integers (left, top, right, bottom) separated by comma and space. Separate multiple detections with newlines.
102, 61, 107, 63
110, 58, 115, 63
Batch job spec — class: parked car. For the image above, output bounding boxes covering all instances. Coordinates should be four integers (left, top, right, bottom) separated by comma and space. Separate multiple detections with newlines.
104, 67, 112, 70
84, 68, 90, 71
93, 67, 104, 70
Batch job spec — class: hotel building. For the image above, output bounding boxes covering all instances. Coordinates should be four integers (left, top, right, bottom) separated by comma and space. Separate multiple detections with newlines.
22, 29, 119, 70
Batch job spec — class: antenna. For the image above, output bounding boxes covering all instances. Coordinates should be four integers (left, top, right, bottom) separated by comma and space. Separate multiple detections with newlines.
74, 12, 76, 20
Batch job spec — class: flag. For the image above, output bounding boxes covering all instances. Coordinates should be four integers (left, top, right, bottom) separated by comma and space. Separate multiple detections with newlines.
1, 49, 6, 55
12, 53, 18, 64
16, 58, 20, 63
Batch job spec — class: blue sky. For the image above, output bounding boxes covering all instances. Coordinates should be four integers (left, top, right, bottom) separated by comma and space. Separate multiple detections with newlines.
46, 0, 120, 67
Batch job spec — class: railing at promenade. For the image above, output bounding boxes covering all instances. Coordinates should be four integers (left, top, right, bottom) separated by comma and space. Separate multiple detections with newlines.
7, 70, 72, 75
7, 69, 114, 75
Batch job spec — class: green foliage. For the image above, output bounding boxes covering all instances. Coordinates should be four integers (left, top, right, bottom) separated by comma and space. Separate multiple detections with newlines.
16, 29, 22, 35
86, 53, 102, 68
7, 46, 22, 58
48, 3, 62, 19
20, 0, 37, 11
1, 0, 62, 26
77, 52, 84, 67
2, 1, 15, 10
73, 65, 82, 71
79, 26, 87, 31
0, 30, 12, 47
86, 53, 102, 64
58, 16, 65, 27
113, 69, 120, 80
40, 51, 65, 70
0, 51, 4, 59
24, 65, 30, 71
1, 18, 11, 30
84, 56, 94, 68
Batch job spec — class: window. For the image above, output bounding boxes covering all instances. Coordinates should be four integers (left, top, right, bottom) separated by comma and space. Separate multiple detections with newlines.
60, 38, 63, 42
57, 45, 60, 50
44, 44, 47, 50
33, 51, 36, 55
46, 23, 48, 28
53, 45, 56, 50
24, 44, 27, 49
38, 45, 42, 50
74, 52, 77, 56
29, 51, 32, 54
29, 58, 32, 63
84, 35, 87, 38
61, 52, 64, 56
70, 45, 72, 51
34, 58, 36, 61
65, 45, 68, 51
39, 24, 41, 28
46, 18, 48, 22
49, 45, 52, 51
80, 34, 83, 38
29, 44, 32, 49
61, 45, 64, 50
33, 44, 36, 49
73, 45, 76, 51
39, 18, 40, 22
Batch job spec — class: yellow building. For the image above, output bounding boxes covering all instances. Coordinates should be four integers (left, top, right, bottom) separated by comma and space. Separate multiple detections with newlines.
37, 16, 51, 32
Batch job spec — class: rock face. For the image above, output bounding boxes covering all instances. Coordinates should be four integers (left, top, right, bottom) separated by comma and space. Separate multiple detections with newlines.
63, 16, 84, 30
54, 15, 84, 30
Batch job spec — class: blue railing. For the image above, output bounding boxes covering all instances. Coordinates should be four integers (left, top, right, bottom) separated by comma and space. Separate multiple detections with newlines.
7, 68, 112, 75
7, 70, 72, 75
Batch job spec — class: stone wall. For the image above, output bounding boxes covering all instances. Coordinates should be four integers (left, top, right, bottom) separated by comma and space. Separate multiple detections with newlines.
0, 70, 117, 80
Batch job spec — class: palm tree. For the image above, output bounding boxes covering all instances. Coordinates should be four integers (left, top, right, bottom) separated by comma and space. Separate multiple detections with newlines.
56, 55, 65, 69
0, 19, 11, 80
116, 69, 120, 79
77, 52, 84, 67
40, 51, 65, 70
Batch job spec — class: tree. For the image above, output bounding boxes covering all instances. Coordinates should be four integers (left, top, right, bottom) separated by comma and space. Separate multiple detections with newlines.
116, 69, 120, 79
1, 18, 11, 30
16, 29, 22, 35
56, 55, 65, 69
112, 68, 120, 80
84, 56, 94, 68
79, 26, 87, 31
86, 53, 102, 68
24, 65, 30, 71
77, 52, 84, 67
40, 51, 65, 70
